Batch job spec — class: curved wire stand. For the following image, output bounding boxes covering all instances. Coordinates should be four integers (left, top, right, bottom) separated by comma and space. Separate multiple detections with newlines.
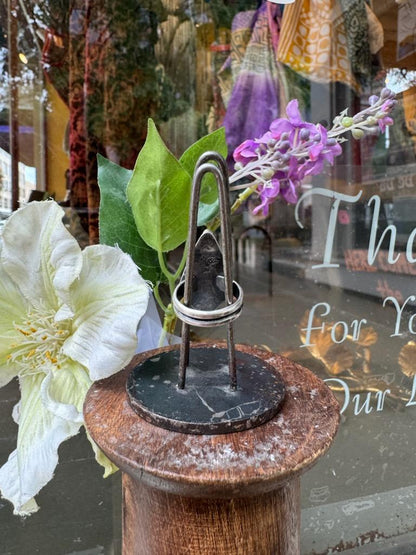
173, 152, 242, 390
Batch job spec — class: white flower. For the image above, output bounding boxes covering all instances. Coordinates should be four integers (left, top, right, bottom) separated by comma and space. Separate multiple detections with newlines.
0, 201, 149, 515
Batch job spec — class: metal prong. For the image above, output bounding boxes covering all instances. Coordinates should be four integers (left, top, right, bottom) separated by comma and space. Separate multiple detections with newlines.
227, 322, 237, 390
174, 152, 239, 390
178, 322, 190, 389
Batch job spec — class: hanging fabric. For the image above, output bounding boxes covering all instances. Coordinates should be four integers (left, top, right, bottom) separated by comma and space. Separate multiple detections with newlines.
338, 0, 371, 85
223, 1, 286, 163
30, 0, 167, 243
276, 0, 362, 91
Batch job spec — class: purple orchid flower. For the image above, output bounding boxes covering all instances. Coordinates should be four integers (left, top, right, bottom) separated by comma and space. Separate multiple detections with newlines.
281, 157, 303, 204
304, 124, 342, 176
231, 90, 396, 219
378, 116, 394, 133
254, 157, 302, 215
377, 100, 395, 133
253, 177, 280, 216
233, 139, 258, 165
280, 180, 298, 204
268, 99, 316, 142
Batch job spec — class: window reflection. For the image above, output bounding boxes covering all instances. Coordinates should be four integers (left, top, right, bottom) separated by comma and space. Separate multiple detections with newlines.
2, 1, 416, 553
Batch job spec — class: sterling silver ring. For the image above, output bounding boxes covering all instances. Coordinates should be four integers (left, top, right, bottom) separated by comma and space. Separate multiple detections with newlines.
172, 280, 243, 327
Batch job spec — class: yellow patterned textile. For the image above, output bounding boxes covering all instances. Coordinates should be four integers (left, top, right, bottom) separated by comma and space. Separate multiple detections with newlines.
276, 0, 359, 91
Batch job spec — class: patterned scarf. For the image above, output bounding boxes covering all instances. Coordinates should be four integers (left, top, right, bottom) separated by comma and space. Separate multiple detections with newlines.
276, 0, 372, 91
224, 2, 286, 162
339, 0, 371, 85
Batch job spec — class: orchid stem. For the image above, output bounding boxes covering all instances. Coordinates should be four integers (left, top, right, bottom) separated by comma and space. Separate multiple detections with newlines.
157, 249, 175, 285
158, 303, 177, 347
153, 283, 168, 313
157, 247, 187, 345
207, 183, 258, 232
173, 247, 187, 281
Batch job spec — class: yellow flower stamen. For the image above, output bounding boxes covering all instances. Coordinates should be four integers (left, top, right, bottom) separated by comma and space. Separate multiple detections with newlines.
9, 308, 71, 374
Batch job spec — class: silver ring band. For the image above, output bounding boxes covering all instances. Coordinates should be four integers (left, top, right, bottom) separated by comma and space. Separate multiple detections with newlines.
172, 280, 243, 327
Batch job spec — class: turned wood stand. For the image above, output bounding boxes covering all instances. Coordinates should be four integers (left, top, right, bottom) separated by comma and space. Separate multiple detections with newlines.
84, 343, 339, 555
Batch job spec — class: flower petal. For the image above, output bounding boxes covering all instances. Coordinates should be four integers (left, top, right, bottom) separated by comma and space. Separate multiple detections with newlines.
309, 143, 323, 161
1, 201, 82, 309
257, 131, 274, 144
253, 200, 269, 216
62, 245, 150, 381
317, 123, 327, 142
233, 139, 258, 164
86, 432, 118, 478
0, 374, 81, 514
286, 99, 302, 125
269, 118, 293, 138
0, 244, 28, 386
305, 159, 324, 176
55, 304, 75, 322
136, 294, 164, 353
17, 498, 40, 516
12, 400, 20, 424
41, 362, 92, 424
281, 181, 298, 204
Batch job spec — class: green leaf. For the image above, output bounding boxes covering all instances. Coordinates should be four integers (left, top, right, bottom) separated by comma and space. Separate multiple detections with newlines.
127, 120, 191, 253
97, 154, 163, 284
197, 199, 219, 227
179, 127, 228, 205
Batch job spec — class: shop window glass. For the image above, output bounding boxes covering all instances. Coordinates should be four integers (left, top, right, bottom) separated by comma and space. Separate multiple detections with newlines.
1, 1, 416, 553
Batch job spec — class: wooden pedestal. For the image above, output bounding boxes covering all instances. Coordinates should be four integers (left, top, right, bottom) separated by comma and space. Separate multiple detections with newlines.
84, 343, 340, 555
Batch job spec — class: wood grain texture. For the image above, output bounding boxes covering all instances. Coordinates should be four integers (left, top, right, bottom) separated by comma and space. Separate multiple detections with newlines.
122, 473, 300, 555
84, 342, 339, 554
84, 342, 340, 498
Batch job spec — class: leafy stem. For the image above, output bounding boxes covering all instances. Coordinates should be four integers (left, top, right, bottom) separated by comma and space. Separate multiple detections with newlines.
157, 249, 176, 294
173, 246, 187, 281
207, 182, 259, 232
157, 246, 187, 343
153, 283, 168, 313
159, 303, 177, 347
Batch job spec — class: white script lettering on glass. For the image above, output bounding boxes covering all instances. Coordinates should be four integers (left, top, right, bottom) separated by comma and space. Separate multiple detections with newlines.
301, 302, 367, 347
294, 189, 416, 415
383, 295, 416, 336
295, 189, 416, 268
324, 378, 391, 415
302, 299, 416, 345
324, 376, 416, 415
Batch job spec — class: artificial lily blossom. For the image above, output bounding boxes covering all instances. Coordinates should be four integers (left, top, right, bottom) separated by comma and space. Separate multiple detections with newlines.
230, 88, 397, 215
0, 201, 149, 515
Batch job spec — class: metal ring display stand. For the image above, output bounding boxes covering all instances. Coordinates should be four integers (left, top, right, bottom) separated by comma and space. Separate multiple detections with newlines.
124, 152, 285, 435
175, 151, 239, 389
84, 152, 340, 554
